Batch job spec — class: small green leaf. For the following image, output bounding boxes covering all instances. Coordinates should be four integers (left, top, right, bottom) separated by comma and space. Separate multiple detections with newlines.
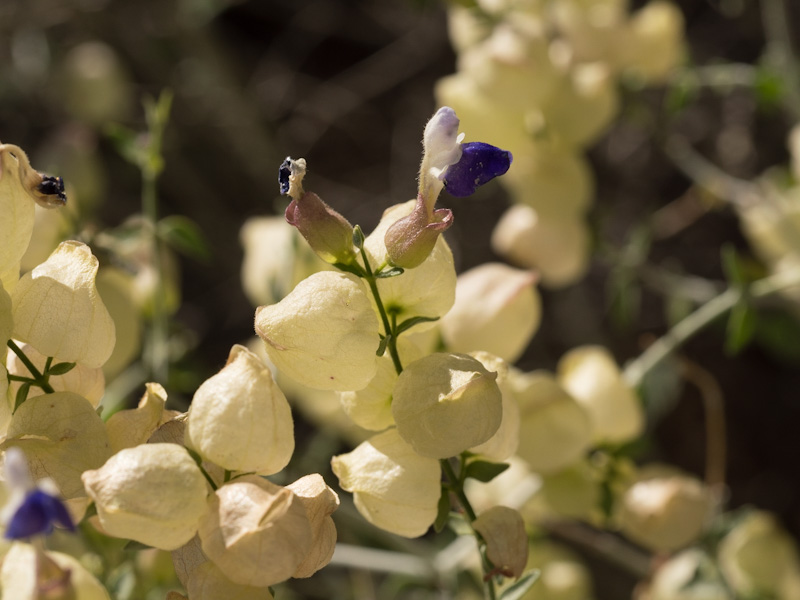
725, 301, 757, 355
47, 362, 77, 376
434, 487, 451, 533
721, 244, 747, 287
498, 569, 541, 600
157, 216, 210, 261
376, 335, 390, 357
14, 382, 31, 412
375, 267, 405, 279
352, 225, 365, 250
464, 460, 510, 483
395, 315, 440, 336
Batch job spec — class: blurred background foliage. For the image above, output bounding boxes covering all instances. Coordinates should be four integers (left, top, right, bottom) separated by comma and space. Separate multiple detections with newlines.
2, 0, 800, 597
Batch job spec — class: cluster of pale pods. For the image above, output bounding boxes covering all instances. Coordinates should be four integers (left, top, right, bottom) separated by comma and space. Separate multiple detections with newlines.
2, 2, 800, 599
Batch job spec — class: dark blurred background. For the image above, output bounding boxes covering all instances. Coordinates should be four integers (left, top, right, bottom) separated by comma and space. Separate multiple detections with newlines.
2, 0, 799, 597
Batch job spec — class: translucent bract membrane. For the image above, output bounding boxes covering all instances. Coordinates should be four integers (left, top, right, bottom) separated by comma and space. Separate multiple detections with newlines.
441, 263, 540, 363
185, 345, 294, 476
469, 352, 519, 461
512, 371, 593, 474
286, 474, 340, 579
255, 271, 379, 391
557, 345, 644, 444
81, 444, 209, 551
105, 383, 179, 453
392, 353, 502, 459
197, 475, 313, 587
331, 428, 441, 538
0, 147, 36, 291
473, 506, 528, 579
11, 241, 115, 369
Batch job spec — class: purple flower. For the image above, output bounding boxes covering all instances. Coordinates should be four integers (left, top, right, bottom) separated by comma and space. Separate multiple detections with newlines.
5, 489, 74, 539
443, 142, 512, 198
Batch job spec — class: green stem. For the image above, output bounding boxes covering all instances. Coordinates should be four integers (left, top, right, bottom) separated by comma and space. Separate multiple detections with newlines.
197, 463, 218, 491
358, 245, 403, 374
625, 268, 800, 387
441, 458, 497, 599
6, 340, 54, 394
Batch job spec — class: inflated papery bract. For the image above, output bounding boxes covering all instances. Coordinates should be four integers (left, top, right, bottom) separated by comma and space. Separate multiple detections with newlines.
331, 428, 440, 538
81, 444, 209, 551
11, 241, 115, 368
255, 271, 379, 391
392, 353, 502, 459
185, 345, 294, 475
197, 475, 313, 587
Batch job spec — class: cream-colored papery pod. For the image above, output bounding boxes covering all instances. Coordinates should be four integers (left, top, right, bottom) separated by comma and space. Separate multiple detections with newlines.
0, 542, 111, 600
105, 383, 179, 453
392, 353, 502, 459
557, 345, 644, 444
440, 263, 540, 363
185, 345, 294, 476
473, 506, 528, 579
286, 474, 340, 578
81, 443, 209, 551
331, 428, 440, 538
11, 241, 115, 368
197, 475, 312, 587
255, 271, 379, 392
0, 147, 36, 291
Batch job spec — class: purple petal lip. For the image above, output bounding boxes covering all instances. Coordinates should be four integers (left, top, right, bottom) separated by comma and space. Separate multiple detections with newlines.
443, 142, 512, 198
5, 489, 75, 539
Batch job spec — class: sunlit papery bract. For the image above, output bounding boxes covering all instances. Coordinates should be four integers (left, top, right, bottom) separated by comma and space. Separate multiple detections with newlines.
286, 474, 340, 579
0, 148, 36, 291
392, 353, 502, 459
468, 352, 519, 461
197, 475, 313, 587
331, 428, 440, 538
440, 263, 540, 363
105, 383, 178, 453
11, 241, 115, 368
185, 344, 294, 475
255, 271, 379, 391
81, 444, 209, 551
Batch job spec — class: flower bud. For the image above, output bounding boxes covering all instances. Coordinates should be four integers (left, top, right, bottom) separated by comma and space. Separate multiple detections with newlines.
255, 271, 379, 391
392, 353, 502, 459
185, 345, 294, 475
285, 191, 356, 265
384, 196, 453, 269
339, 338, 425, 431
557, 345, 644, 444
197, 475, 312, 587
2, 392, 112, 504
718, 511, 800, 597
419, 107, 463, 204
513, 371, 593, 474
7, 341, 105, 407
286, 474, 340, 578
440, 263, 540, 363
0, 542, 111, 600
81, 444, 209, 551
105, 383, 178, 453
331, 428, 441, 538
11, 241, 115, 368
473, 506, 528, 579
491, 205, 591, 288
365, 201, 457, 326
619, 466, 714, 552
